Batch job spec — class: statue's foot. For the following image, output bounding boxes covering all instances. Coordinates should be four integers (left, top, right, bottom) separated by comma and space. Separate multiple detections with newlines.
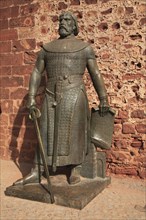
68, 165, 81, 185
13, 167, 43, 186
69, 175, 81, 185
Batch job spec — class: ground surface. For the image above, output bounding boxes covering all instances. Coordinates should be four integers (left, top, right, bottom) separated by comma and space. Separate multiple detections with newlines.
0, 159, 146, 220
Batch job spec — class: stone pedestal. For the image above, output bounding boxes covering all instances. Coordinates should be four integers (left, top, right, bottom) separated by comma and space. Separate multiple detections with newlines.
5, 144, 111, 209
5, 175, 111, 210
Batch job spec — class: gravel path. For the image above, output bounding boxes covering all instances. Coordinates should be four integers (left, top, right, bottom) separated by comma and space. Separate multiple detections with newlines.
0, 159, 146, 220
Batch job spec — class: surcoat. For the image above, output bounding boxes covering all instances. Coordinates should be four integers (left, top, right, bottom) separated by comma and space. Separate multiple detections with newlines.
38, 37, 95, 167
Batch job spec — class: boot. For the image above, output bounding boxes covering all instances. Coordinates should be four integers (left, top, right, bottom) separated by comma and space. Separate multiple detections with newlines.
13, 165, 44, 186
68, 165, 81, 185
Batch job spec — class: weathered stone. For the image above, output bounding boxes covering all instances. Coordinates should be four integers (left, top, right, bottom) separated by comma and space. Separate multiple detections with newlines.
111, 151, 130, 161
131, 141, 143, 148
129, 33, 142, 40
10, 88, 27, 99
24, 51, 37, 64
0, 41, 11, 53
1, 100, 13, 113
98, 37, 109, 44
112, 22, 120, 29
122, 123, 135, 134
0, 29, 18, 41
117, 7, 125, 16
20, 3, 39, 16
135, 124, 146, 134
143, 49, 146, 55
58, 2, 68, 10
52, 15, 58, 22
138, 168, 146, 179
98, 23, 108, 31
131, 110, 145, 119
114, 124, 122, 135
115, 167, 137, 176
12, 39, 36, 52
101, 8, 112, 15
114, 140, 128, 149
70, 0, 80, 5
124, 20, 134, 25
85, 0, 97, 4
100, 0, 110, 2
118, 110, 128, 119
137, 4, 146, 14
12, 65, 33, 76
9, 16, 35, 28
139, 17, 146, 26
125, 7, 134, 14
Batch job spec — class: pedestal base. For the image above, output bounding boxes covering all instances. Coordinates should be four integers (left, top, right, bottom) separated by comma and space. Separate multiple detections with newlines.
5, 176, 111, 210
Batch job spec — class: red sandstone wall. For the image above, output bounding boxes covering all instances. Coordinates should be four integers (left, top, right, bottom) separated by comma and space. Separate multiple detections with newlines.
0, 0, 145, 178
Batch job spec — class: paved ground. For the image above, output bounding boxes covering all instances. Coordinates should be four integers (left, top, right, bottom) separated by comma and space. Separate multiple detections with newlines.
0, 159, 146, 220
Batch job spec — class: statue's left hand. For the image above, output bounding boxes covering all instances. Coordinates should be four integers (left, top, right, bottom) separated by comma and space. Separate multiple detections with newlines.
99, 98, 110, 117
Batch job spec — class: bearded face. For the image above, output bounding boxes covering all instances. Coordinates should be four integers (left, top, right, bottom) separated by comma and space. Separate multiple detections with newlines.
58, 14, 75, 38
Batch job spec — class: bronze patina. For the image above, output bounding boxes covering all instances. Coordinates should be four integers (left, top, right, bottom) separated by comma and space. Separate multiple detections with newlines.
13, 12, 110, 186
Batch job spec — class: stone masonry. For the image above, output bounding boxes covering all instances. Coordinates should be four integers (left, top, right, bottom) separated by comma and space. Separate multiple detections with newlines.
0, 0, 145, 178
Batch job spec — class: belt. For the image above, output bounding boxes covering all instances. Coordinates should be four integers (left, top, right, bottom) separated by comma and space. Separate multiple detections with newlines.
46, 80, 83, 95
46, 74, 83, 92
47, 74, 82, 83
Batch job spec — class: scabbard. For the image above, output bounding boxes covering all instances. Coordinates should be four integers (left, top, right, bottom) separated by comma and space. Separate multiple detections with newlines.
52, 82, 62, 172
31, 110, 55, 203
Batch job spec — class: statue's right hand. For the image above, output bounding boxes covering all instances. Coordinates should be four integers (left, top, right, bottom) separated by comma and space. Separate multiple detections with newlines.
27, 97, 41, 120
29, 106, 41, 120
27, 96, 36, 109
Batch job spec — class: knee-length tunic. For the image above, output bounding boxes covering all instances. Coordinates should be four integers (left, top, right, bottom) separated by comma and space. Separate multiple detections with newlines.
37, 37, 95, 167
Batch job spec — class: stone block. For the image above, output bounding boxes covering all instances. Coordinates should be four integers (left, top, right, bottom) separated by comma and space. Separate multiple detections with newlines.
24, 51, 37, 64
58, 2, 68, 10
0, 41, 11, 53
20, 3, 39, 16
135, 124, 146, 134
0, 53, 23, 66
122, 123, 135, 134
9, 16, 35, 28
81, 144, 107, 179
0, 19, 8, 30
1, 76, 23, 87
85, 0, 97, 4
131, 110, 145, 119
12, 39, 36, 52
0, 29, 18, 41
70, 0, 80, 5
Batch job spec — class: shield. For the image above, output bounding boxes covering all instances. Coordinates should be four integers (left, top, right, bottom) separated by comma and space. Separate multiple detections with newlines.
90, 107, 115, 149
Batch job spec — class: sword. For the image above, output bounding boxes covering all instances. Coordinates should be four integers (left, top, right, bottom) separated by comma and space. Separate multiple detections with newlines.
30, 108, 55, 203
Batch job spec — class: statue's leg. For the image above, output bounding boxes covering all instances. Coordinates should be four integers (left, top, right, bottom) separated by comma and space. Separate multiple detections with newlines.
68, 164, 81, 185
13, 146, 44, 186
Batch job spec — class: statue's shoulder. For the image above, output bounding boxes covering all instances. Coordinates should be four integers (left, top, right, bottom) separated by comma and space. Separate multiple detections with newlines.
42, 37, 90, 53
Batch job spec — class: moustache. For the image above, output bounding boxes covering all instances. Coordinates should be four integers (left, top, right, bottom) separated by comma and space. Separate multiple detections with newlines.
59, 25, 68, 31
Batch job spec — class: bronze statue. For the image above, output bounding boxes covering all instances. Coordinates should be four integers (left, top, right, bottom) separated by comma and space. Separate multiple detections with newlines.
14, 12, 109, 186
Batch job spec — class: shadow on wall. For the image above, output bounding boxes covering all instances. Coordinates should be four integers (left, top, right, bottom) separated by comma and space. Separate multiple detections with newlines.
9, 74, 46, 177
9, 95, 37, 177
8, 93, 72, 180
